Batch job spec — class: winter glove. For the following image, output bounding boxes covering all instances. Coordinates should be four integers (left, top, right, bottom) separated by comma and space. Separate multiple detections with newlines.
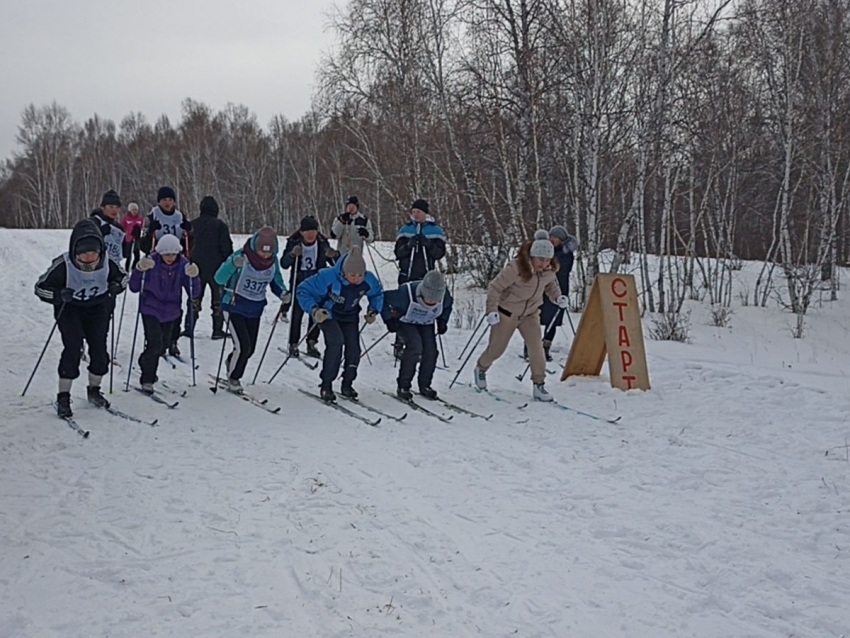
108, 281, 124, 297
58, 287, 75, 304
364, 308, 378, 324
485, 311, 500, 326
311, 308, 330, 323
385, 317, 400, 333
99, 223, 112, 238
290, 244, 303, 258
280, 291, 292, 305
418, 234, 432, 248
279, 301, 291, 315
136, 256, 155, 272
338, 212, 352, 224
233, 255, 245, 268
131, 226, 141, 239
325, 247, 340, 260
180, 220, 193, 232
556, 295, 569, 309
436, 318, 448, 335
357, 226, 370, 238
148, 219, 162, 232
184, 263, 199, 278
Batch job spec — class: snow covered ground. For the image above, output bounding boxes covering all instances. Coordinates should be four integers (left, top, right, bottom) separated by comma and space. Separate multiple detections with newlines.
1, 228, 849, 638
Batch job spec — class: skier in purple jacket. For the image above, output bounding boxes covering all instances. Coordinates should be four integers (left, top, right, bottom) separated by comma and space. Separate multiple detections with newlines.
129, 234, 200, 393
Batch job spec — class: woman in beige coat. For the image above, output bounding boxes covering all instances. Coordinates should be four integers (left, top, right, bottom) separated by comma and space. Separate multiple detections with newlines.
474, 230, 569, 401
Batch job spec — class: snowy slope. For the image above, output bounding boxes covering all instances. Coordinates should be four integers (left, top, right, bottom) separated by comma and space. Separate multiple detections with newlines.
1, 229, 849, 638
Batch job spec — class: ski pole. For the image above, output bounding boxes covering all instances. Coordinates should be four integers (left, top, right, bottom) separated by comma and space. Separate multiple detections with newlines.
565, 307, 577, 335
438, 332, 448, 369
457, 313, 486, 360
212, 313, 233, 393
449, 323, 489, 389
115, 284, 128, 353
21, 302, 66, 396
266, 330, 310, 384
365, 242, 383, 287
109, 306, 116, 394
516, 308, 564, 382
358, 319, 372, 366
251, 305, 283, 385
360, 329, 390, 360
188, 289, 196, 387
124, 272, 145, 392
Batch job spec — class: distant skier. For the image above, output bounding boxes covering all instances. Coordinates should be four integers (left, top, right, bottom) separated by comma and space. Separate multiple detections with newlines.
34, 219, 127, 417
121, 202, 144, 272
182, 195, 233, 340
215, 226, 289, 394
129, 234, 200, 394
280, 215, 338, 359
381, 270, 453, 401
473, 230, 568, 402
331, 196, 373, 256
296, 246, 383, 403
534, 225, 578, 362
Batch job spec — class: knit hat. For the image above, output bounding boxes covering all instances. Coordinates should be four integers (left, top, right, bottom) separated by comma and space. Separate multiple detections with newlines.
342, 245, 366, 276
157, 186, 176, 202
549, 225, 568, 243
411, 198, 429, 215
155, 234, 182, 255
75, 236, 103, 255
417, 270, 446, 303
300, 215, 319, 232
253, 226, 278, 254
529, 229, 554, 259
199, 196, 219, 216
100, 189, 121, 207
346, 196, 359, 208
127, 202, 139, 213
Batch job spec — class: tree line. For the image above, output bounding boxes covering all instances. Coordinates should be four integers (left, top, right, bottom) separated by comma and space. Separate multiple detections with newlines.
2, 0, 849, 328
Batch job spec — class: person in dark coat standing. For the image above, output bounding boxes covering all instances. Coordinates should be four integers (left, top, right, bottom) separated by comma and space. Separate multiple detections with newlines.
394, 199, 447, 285
280, 215, 338, 358
182, 196, 233, 340
535, 225, 578, 361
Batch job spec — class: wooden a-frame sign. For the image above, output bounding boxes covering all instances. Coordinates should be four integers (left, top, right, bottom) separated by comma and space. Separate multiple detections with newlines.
561, 273, 650, 391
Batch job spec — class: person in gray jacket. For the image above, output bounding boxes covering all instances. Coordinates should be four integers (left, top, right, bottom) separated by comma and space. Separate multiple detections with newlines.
331, 196, 374, 256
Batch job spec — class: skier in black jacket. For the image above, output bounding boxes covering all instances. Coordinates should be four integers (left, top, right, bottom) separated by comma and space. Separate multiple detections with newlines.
280, 215, 338, 357
182, 196, 233, 339
35, 219, 126, 418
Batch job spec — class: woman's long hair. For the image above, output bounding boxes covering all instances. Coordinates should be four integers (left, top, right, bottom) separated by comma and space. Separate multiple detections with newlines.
515, 240, 560, 282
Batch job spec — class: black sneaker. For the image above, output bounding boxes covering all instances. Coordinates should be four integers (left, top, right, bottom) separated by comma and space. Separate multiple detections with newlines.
168, 343, 181, 357
418, 386, 438, 400
56, 392, 73, 418
320, 385, 336, 402
340, 384, 358, 400
397, 385, 413, 401
305, 341, 321, 358
86, 386, 110, 409
288, 344, 300, 358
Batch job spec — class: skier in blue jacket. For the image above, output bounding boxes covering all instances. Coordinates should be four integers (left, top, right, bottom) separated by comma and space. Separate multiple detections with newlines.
296, 246, 383, 403
215, 226, 289, 394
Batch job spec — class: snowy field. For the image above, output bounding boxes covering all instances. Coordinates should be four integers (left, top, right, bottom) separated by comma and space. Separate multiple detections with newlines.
1, 228, 849, 638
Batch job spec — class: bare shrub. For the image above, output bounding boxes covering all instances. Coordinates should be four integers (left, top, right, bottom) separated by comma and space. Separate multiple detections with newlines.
649, 309, 692, 343
709, 305, 733, 328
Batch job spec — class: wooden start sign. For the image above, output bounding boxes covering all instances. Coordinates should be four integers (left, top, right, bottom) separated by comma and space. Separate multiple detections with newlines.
561, 273, 650, 391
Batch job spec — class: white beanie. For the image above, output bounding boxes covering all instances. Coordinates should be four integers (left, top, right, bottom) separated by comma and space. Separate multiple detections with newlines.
155, 234, 182, 255
529, 229, 554, 259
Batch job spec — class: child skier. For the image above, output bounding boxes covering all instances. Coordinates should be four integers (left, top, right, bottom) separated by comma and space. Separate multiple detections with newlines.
474, 230, 569, 402
296, 246, 383, 402
381, 270, 452, 401
215, 226, 289, 394
129, 234, 200, 394
34, 219, 127, 417
280, 215, 337, 358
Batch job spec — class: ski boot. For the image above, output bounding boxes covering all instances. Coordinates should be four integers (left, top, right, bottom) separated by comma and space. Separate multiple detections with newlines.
522, 344, 529, 361
86, 385, 111, 409
56, 392, 73, 418
305, 340, 321, 359
473, 365, 488, 391
532, 382, 553, 402
227, 378, 244, 395
168, 342, 181, 357
139, 382, 155, 395
320, 384, 336, 403
543, 339, 553, 362
397, 385, 413, 401
288, 344, 300, 358
418, 386, 438, 400
211, 330, 228, 340
340, 383, 358, 401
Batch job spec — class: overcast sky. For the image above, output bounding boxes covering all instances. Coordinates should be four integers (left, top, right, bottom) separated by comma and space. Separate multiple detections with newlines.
0, 0, 339, 159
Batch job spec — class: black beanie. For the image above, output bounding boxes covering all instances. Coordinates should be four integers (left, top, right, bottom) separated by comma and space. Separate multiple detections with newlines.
157, 186, 176, 202
75, 236, 103, 255
346, 196, 359, 208
100, 189, 121, 207
411, 198, 430, 215
300, 215, 319, 232
199, 196, 219, 216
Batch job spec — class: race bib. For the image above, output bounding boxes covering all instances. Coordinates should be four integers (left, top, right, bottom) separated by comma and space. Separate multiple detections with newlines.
63, 253, 109, 302
235, 259, 274, 301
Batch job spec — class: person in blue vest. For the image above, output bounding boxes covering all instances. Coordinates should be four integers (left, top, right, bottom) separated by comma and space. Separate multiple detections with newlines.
381, 270, 453, 401
296, 246, 383, 403
35, 219, 127, 418
215, 226, 289, 394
